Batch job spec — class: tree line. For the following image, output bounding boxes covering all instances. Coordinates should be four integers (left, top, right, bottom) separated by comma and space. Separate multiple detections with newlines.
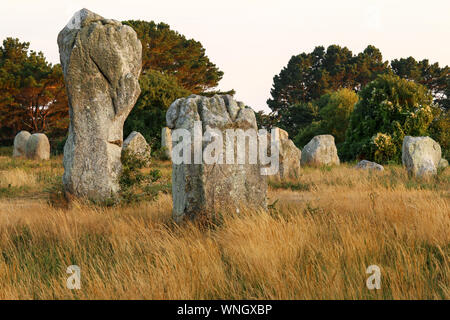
0, 20, 226, 148
0, 22, 448, 162
264, 45, 449, 162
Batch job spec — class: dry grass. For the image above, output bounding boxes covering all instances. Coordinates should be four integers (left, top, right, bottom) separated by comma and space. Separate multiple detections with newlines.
0, 155, 448, 299
0, 168, 38, 188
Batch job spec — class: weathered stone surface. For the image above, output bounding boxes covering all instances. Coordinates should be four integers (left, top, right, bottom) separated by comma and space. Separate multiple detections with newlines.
300, 135, 340, 166
167, 94, 267, 223
354, 160, 384, 171
25, 133, 50, 160
270, 127, 301, 179
273, 127, 289, 141
402, 136, 441, 177
123, 131, 151, 165
58, 9, 141, 200
438, 158, 448, 169
161, 127, 172, 159
13, 131, 31, 157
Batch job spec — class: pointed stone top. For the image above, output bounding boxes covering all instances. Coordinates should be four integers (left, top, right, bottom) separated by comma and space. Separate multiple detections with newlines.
65, 8, 104, 30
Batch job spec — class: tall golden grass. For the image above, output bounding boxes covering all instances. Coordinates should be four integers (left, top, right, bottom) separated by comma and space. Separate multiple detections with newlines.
0, 168, 37, 188
0, 155, 448, 299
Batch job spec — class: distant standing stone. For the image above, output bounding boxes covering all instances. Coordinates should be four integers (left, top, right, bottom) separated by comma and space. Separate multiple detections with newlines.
271, 127, 301, 179
438, 158, 448, 169
123, 131, 151, 165
58, 9, 142, 200
354, 160, 384, 171
161, 127, 172, 159
13, 130, 31, 157
402, 136, 441, 177
300, 135, 340, 166
25, 133, 50, 160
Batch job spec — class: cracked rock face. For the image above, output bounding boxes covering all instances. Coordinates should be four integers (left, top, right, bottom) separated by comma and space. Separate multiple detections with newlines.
166, 94, 267, 223
402, 136, 441, 177
58, 9, 142, 200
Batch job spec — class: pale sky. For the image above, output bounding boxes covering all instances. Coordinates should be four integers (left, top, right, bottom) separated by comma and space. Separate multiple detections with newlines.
1, 0, 449, 112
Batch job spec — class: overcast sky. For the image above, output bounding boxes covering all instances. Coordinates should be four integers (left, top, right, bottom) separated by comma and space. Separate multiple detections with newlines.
1, 0, 449, 112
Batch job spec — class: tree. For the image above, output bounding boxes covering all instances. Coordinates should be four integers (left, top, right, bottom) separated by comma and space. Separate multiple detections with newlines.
0, 38, 68, 141
124, 70, 191, 149
391, 57, 449, 111
428, 109, 449, 160
279, 101, 320, 138
293, 88, 358, 147
341, 74, 437, 163
123, 20, 223, 93
255, 110, 278, 130
267, 45, 388, 114
316, 88, 358, 143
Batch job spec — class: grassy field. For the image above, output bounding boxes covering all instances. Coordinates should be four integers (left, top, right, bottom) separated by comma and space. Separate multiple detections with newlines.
0, 147, 448, 299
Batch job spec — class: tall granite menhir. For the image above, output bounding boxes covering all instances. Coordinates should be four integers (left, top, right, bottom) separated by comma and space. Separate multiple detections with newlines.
167, 95, 267, 223
58, 9, 142, 200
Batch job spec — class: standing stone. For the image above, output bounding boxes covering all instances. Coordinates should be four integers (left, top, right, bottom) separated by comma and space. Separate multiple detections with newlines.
354, 160, 384, 171
300, 135, 340, 166
123, 131, 151, 165
58, 9, 142, 200
25, 133, 50, 160
438, 158, 448, 169
402, 136, 441, 177
271, 127, 301, 179
161, 127, 172, 159
273, 127, 289, 141
167, 94, 267, 223
13, 130, 31, 157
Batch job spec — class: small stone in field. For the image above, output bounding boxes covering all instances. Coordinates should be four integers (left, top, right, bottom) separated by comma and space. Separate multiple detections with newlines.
438, 158, 448, 169
123, 131, 151, 165
402, 136, 441, 177
25, 133, 50, 160
300, 135, 340, 166
354, 160, 384, 171
161, 127, 172, 159
13, 130, 31, 157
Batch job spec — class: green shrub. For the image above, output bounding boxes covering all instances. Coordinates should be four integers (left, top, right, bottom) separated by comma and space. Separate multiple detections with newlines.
119, 149, 162, 204
341, 74, 437, 163
152, 147, 171, 161
293, 89, 358, 149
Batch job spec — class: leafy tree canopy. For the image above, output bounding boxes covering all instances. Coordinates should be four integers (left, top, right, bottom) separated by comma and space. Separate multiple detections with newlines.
124, 70, 191, 149
293, 88, 358, 147
341, 74, 438, 163
0, 38, 68, 140
391, 56, 449, 111
267, 44, 388, 113
123, 20, 224, 94
255, 110, 279, 130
